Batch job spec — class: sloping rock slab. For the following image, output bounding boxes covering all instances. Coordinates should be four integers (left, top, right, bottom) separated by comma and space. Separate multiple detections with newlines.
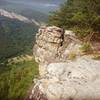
31, 56, 100, 100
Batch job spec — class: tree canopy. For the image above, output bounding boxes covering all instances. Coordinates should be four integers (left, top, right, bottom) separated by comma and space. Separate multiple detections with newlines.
49, 0, 100, 39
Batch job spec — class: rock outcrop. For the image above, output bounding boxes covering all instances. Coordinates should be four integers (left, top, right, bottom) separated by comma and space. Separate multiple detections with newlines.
33, 26, 64, 64
29, 26, 100, 100
33, 26, 64, 76
33, 26, 81, 76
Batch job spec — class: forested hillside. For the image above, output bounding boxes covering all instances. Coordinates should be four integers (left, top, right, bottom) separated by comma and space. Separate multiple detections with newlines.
0, 0, 51, 98
0, 16, 39, 100
49, 0, 100, 40
0, 0, 48, 23
0, 0, 62, 100
0, 16, 38, 60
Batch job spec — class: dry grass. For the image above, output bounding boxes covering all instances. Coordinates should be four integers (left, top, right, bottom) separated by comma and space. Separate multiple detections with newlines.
68, 52, 77, 60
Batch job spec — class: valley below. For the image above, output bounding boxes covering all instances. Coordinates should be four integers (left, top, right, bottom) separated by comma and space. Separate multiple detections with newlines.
0, 6, 47, 99
0, 2, 48, 99
0, 54, 39, 100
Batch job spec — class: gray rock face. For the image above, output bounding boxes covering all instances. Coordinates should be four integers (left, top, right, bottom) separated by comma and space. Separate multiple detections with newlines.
33, 26, 64, 64
33, 26, 81, 76
33, 26, 64, 76
31, 26, 100, 100
31, 57, 100, 100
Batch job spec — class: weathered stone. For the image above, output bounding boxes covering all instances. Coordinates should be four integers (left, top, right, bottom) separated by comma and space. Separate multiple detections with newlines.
47, 63, 67, 78
26, 86, 47, 100
65, 30, 75, 37
46, 83, 64, 100
33, 26, 65, 76
31, 26, 100, 100
32, 56, 100, 100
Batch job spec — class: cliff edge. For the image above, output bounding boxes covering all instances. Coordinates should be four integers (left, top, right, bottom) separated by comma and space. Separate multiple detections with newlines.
28, 26, 100, 100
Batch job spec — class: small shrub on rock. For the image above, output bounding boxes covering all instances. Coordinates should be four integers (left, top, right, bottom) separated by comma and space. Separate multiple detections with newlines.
80, 43, 92, 53
68, 52, 76, 60
93, 55, 100, 60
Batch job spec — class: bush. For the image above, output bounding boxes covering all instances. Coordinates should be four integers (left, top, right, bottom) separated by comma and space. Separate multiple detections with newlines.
0, 59, 39, 100
71, 27, 93, 39
80, 43, 92, 52
48, 0, 100, 39
93, 55, 100, 60
68, 52, 76, 60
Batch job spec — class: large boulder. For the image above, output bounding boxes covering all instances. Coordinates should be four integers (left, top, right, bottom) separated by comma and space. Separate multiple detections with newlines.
33, 26, 64, 63
31, 56, 100, 100
30, 26, 100, 100
33, 26, 64, 76
33, 26, 82, 76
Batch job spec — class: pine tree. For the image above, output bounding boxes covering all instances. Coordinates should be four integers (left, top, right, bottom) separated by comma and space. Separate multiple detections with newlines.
48, 0, 100, 39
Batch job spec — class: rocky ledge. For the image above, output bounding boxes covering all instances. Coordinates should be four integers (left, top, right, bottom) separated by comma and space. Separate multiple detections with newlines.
29, 26, 100, 100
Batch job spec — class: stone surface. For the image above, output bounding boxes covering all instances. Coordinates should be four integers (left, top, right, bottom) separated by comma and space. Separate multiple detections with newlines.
33, 26, 82, 76
33, 26, 65, 76
32, 57, 100, 100
30, 26, 100, 100
47, 63, 66, 78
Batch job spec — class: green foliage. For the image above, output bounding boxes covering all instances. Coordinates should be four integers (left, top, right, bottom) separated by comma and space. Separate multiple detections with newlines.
0, 16, 38, 60
80, 43, 92, 52
0, 59, 39, 100
93, 55, 100, 60
93, 16, 100, 31
71, 12, 86, 23
71, 27, 93, 38
68, 52, 76, 60
48, 0, 100, 39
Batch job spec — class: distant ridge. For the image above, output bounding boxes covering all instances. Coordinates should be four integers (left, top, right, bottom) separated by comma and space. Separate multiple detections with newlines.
0, 9, 40, 26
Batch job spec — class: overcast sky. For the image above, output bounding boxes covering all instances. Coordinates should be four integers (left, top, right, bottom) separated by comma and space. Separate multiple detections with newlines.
0, 0, 65, 7
2, 0, 64, 5
0, 0, 65, 13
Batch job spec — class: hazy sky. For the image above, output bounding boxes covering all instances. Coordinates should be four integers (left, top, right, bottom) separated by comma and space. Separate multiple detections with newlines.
0, 0, 65, 13
0, 0, 65, 7
3, 0, 64, 5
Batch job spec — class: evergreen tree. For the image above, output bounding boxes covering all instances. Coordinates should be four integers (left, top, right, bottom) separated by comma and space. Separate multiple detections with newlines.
49, 0, 100, 39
